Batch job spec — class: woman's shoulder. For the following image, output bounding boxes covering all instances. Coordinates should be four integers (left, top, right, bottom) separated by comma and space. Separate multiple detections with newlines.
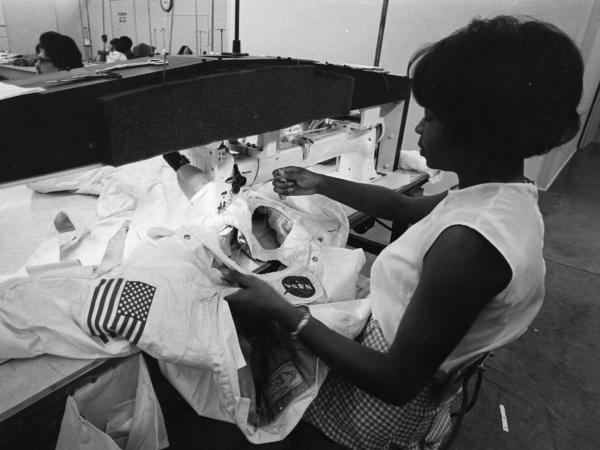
391, 182, 542, 262
447, 182, 537, 202
107, 51, 127, 62
427, 182, 543, 252
440, 182, 539, 219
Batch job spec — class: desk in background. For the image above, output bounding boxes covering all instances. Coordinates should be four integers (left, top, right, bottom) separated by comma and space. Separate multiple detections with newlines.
0, 63, 36, 80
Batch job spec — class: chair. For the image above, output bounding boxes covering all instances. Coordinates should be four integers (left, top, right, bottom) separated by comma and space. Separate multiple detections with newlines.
424, 352, 493, 450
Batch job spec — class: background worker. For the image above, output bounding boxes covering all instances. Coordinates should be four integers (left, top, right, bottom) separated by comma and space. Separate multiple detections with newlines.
35, 31, 83, 74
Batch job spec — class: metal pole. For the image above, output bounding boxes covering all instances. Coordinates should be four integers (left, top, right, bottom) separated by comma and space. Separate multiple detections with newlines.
168, 7, 175, 55
217, 28, 224, 53
85, 0, 93, 61
132, 0, 138, 43
109, 0, 115, 38
394, 85, 411, 171
147, 0, 152, 47
373, 0, 389, 67
195, 0, 199, 54
77, 0, 85, 59
232, 0, 241, 53
210, 0, 214, 52
53, 0, 60, 32
102, 0, 106, 36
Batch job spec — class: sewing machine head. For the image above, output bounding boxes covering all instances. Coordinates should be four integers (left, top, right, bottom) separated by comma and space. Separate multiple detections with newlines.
186, 103, 402, 212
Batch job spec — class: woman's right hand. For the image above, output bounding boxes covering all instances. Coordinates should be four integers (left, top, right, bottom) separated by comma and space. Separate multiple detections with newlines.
272, 166, 322, 199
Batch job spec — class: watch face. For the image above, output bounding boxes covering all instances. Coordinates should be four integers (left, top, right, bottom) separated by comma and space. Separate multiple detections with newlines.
160, 0, 173, 12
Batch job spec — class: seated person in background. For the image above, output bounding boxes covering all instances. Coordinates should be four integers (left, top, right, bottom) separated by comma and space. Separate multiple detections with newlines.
178, 45, 193, 55
35, 31, 83, 74
106, 37, 127, 63
97, 34, 109, 62
116, 35, 134, 59
132, 42, 155, 58
11, 54, 37, 67
221, 15, 583, 449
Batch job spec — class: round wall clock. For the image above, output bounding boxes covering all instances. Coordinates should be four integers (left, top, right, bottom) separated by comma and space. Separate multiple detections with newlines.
160, 0, 173, 12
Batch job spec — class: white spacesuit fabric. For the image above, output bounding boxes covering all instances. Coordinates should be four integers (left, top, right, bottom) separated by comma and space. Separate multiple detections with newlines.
0, 222, 136, 360
4, 158, 371, 443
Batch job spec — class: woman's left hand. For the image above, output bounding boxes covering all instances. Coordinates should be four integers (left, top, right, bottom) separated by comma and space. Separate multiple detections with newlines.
222, 268, 288, 316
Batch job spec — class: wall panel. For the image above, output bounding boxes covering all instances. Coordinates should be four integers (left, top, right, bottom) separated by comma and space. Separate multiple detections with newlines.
234, 0, 599, 188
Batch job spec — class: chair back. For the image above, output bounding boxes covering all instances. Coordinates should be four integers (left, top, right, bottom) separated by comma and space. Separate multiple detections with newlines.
425, 352, 492, 450
432, 352, 490, 407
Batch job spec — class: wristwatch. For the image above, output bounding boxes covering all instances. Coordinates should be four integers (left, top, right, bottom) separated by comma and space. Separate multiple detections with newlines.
290, 305, 311, 340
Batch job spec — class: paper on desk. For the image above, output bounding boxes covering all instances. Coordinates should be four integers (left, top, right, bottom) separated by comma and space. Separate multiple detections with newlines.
0, 81, 44, 100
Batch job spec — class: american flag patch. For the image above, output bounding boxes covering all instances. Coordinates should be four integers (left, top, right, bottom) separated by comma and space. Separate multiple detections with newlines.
87, 278, 156, 345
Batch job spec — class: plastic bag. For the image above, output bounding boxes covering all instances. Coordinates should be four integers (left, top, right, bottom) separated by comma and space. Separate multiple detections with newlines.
55, 354, 169, 450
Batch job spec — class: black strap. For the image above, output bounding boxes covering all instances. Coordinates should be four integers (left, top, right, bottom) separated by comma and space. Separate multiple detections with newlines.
162, 151, 190, 171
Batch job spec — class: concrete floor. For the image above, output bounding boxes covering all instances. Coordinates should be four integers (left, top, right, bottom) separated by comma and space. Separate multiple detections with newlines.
150, 145, 600, 449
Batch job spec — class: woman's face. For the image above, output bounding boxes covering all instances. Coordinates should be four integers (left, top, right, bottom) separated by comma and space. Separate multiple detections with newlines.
415, 109, 462, 171
35, 48, 59, 74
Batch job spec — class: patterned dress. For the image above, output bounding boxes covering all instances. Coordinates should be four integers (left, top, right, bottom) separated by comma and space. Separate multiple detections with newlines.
303, 319, 451, 449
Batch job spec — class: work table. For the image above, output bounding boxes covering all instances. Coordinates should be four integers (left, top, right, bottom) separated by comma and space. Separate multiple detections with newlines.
0, 166, 427, 447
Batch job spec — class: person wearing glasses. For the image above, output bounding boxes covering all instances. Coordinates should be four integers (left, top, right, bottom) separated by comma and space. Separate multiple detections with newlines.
35, 31, 83, 75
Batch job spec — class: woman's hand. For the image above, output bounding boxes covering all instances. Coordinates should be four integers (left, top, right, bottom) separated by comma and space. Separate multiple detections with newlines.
222, 268, 288, 317
272, 167, 322, 199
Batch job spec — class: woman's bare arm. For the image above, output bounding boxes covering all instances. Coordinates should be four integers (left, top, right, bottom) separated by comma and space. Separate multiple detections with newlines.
272, 166, 447, 225
224, 225, 511, 406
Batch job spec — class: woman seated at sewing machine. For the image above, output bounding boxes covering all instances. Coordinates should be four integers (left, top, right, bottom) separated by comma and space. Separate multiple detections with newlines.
34, 31, 83, 74
221, 15, 583, 448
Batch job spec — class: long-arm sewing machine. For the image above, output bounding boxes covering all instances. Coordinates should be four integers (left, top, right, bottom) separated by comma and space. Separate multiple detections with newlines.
1, 55, 409, 188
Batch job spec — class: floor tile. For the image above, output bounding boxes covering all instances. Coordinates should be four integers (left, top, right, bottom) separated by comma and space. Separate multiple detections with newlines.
453, 261, 600, 450
549, 145, 600, 202
539, 191, 600, 274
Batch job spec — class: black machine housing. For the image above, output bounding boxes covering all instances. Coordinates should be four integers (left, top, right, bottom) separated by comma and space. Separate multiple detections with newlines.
1, 55, 409, 183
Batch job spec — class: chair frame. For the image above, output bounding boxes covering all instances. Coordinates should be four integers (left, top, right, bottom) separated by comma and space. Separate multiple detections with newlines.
436, 352, 493, 450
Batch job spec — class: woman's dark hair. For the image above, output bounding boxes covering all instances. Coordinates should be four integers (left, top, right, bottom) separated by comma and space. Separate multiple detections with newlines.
410, 16, 584, 159
178, 45, 193, 55
115, 36, 134, 58
133, 43, 155, 58
37, 31, 83, 71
